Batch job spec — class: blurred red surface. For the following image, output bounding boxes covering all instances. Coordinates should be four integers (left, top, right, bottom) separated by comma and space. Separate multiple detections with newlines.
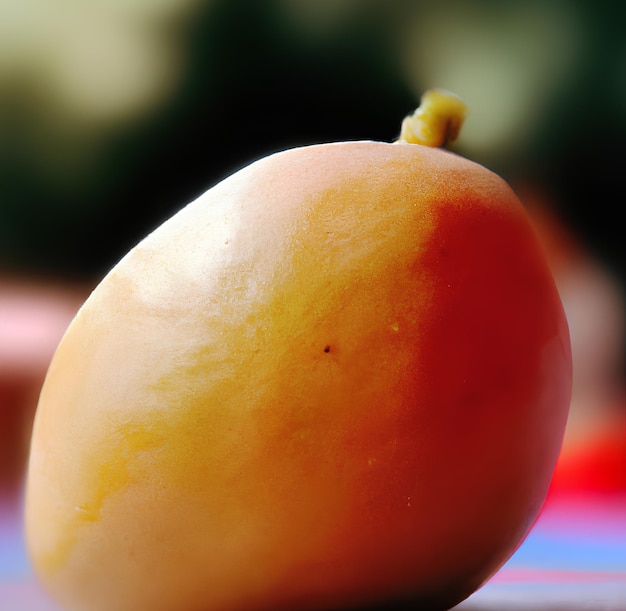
0, 276, 89, 491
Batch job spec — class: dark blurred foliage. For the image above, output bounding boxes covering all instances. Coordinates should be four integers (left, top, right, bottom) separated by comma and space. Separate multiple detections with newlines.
0, 0, 624, 282
517, 0, 626, 282
1, 0, 414, 280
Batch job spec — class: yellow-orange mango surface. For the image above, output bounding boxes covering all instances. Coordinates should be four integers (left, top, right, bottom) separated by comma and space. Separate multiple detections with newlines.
25, 140, 572, 611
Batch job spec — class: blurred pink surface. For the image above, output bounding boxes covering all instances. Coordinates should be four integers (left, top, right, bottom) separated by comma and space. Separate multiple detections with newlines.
0, 277, 86, 371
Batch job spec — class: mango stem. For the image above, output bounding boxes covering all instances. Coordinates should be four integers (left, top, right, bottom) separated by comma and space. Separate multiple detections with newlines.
397, 89, 467, 148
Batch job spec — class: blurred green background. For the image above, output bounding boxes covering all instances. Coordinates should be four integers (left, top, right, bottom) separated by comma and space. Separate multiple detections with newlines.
1, 0, 624, 282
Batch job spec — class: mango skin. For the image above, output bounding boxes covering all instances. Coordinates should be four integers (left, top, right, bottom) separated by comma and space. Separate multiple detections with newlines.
25, 141, 572, 611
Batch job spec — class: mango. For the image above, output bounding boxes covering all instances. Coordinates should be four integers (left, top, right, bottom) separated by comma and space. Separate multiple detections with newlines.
25, 91, 572, 611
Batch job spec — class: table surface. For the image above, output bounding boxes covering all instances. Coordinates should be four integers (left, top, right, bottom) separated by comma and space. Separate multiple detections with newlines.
2, 491, 625, 611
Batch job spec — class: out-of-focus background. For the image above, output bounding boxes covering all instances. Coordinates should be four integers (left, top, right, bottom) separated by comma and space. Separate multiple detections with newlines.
1, 0, 625, 607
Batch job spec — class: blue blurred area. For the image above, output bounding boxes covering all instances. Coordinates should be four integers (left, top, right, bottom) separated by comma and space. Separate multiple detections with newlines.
508, 532, 626, 572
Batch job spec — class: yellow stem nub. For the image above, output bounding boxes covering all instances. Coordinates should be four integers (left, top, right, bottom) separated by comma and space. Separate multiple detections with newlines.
397, 89, 467, 148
